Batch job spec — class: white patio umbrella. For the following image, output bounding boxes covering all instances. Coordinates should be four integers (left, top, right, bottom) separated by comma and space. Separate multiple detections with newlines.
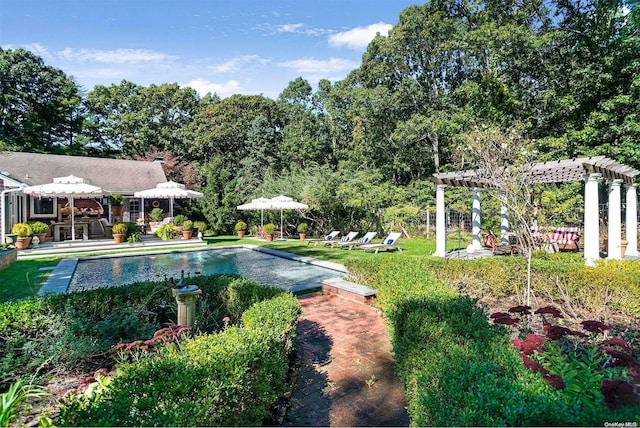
21, 175, 108, 241
269, 195, 308, 240
134, 180, 203, 218
237, 197, 273, 230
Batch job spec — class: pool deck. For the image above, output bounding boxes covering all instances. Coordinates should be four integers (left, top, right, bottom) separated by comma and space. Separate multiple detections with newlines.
17, 235, 207, 260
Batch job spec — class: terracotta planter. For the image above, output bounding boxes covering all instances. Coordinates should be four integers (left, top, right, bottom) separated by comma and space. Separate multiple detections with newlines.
621, 240, 629, 258
183, 230, 193, 240
113, 234, 125, 244
237, 231, 245, 238
265, 234, 274, 242
299, 233, 306, 241
111, 206, 123, 216
14, 237, 32, 250
36, 233, 48, 243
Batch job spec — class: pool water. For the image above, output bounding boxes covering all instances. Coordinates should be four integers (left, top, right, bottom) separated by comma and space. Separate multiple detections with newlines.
68, 247, 343, 293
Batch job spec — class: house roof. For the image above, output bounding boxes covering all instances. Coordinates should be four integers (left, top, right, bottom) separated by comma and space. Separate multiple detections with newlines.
431, 156, 640, 189
0, 152, 167, 195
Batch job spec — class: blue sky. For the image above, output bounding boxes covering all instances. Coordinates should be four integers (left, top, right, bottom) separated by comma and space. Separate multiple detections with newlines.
1, 0, 420, 99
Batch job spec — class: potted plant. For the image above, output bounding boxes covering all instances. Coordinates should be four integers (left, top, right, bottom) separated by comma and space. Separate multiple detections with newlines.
112, 222, 127, 244
263, 223, 276, 242
149, 208, 164, 233
174, 214, 187, 234
297, 222, 308, 240
12, 223, 33, 250
29, 221, 50, 243
109, 194, 125, 217
182, 220, 194, 240
235, 221, 247, 238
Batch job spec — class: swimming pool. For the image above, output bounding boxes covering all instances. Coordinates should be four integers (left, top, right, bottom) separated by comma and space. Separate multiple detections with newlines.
67, 247, 345, 293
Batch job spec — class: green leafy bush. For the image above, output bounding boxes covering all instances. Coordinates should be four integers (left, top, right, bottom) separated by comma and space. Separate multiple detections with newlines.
11, 223, 32, 238
28, 221, 49, 235
173, 214, 187, 226
111, 223, 127, 235
346, 256, 640, 426
235, 220, 247, 232
182, 220, 193, 231
149, 207, 164, 222
58, 292, 301, 427
155, 224, 177, 240
263, 223, 276, 236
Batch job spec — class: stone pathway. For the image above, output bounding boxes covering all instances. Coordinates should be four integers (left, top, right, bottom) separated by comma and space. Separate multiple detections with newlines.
282, 292, 410, 427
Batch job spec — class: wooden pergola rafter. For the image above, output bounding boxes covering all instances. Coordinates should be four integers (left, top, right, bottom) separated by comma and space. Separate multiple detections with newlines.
432, 156, 640, 188
430, 156, 640, 265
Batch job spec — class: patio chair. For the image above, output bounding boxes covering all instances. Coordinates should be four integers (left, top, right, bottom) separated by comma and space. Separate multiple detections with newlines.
307, 231, 340, 246
98, 218, 114, 238
326, 231, 359, 247
339, 231, 378, 250
358, 232, 403, 254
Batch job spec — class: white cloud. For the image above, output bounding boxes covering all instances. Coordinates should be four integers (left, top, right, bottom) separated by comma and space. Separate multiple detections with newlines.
279, 57, 358, 74
183, 78, 241, 97
328, 22, 392, 50
214, 55, 270, 73
57, 48, 175, 64
275, 23, 327, 36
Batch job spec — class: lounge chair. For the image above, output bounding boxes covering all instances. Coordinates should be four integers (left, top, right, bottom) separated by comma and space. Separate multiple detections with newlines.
339, 231, 378, 250
359, 232, 403, 254
326, 231, 359, 247
306, 231, 340, 246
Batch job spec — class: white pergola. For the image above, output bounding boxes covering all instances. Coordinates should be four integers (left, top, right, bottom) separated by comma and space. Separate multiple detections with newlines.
431, 156, 640, 265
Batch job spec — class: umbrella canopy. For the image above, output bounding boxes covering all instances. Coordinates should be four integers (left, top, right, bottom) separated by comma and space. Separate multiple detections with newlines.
237, 197, 273, 229
22, 175, 108, 241
134, 180, 203, 217
269, 195, 308, 240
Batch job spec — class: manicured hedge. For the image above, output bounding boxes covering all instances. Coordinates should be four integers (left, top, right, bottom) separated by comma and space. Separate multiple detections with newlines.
58, 293, 301, 427
0, 274, 284, 388
346, 256, 640, 426
351, 253, 640, 319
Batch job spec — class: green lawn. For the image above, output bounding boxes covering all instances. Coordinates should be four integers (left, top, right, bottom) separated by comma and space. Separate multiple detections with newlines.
0, 234, 444, 303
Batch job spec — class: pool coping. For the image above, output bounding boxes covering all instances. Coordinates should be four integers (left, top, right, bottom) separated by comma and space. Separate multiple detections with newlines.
37, 244, 347, 296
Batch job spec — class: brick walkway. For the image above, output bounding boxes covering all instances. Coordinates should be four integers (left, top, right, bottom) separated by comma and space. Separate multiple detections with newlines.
282, 292, 410, 427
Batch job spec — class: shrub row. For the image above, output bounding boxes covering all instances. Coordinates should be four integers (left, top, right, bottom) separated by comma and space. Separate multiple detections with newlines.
366, 253, 640, 319
346, 256, 639, 426
0, 274, 284, 388
58, 293, 301, 427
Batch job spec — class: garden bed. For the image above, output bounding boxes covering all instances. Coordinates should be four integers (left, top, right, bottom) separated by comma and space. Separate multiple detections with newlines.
1, 274, 300, 426
0, 248, 17, 270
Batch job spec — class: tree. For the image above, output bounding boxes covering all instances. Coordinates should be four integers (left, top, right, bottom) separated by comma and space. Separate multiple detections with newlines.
0, 48, 85, 153
85, 81, 201, 158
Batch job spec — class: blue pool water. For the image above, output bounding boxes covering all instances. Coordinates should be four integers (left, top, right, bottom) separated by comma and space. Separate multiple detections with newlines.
68, 247, 344, 293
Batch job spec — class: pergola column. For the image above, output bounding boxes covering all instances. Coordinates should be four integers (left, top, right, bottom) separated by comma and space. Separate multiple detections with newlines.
607, 179, 623, 260
472, 188, 482, 249
583, 173, 601, 266
434, 184, 447, 257
625, 183, 638, 257
500, 192, 509, 243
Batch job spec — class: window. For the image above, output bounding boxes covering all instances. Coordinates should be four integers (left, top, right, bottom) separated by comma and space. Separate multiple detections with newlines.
129, 199, 140, 222
30, 197, 57, 218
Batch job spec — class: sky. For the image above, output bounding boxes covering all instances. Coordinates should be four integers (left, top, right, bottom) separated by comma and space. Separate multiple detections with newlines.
1, 0, 420, 99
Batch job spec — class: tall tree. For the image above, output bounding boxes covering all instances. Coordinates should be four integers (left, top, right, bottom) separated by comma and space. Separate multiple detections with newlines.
85, 81, 201, 158
0, 48, 84, 153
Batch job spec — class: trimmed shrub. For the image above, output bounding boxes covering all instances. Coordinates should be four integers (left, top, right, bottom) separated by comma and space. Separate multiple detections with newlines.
346, 256, 640, 426
58, 293, 301, 427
